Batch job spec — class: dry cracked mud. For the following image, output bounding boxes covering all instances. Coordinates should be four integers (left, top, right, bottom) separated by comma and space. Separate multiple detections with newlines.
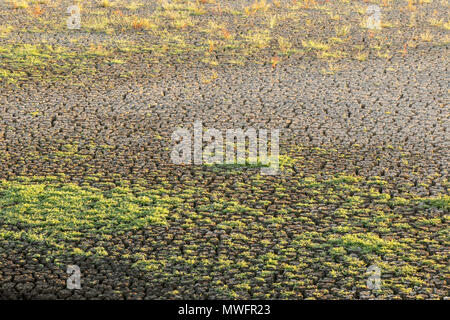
0, 0, 448, 300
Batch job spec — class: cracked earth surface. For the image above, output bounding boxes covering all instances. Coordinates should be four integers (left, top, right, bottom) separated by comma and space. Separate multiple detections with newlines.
0, 0, 449, 299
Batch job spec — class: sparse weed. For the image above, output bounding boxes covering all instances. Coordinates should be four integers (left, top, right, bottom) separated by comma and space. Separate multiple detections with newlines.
244, 0, 271, 16
321, 61, 341, 75
11, 1, 29, 9
420, 30, 433, 42
354, 51, 368, 61
131, 17, 157, 31
335, 25, 351, 37
30, 4, 44, 16
99, 0, 113, 8
245, 30, 271, 49
278, 37, 293, 55
267, 14, 278, 29
302, 39, 329, 51
125, 1, 143, 11
0, 25, 14, 38
428, 18, 444, 27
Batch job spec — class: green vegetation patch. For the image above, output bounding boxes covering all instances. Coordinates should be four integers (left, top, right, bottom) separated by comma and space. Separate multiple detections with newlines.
0, 177, 186, 247
0, 171, 448, 298
0, 43, 125, 83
